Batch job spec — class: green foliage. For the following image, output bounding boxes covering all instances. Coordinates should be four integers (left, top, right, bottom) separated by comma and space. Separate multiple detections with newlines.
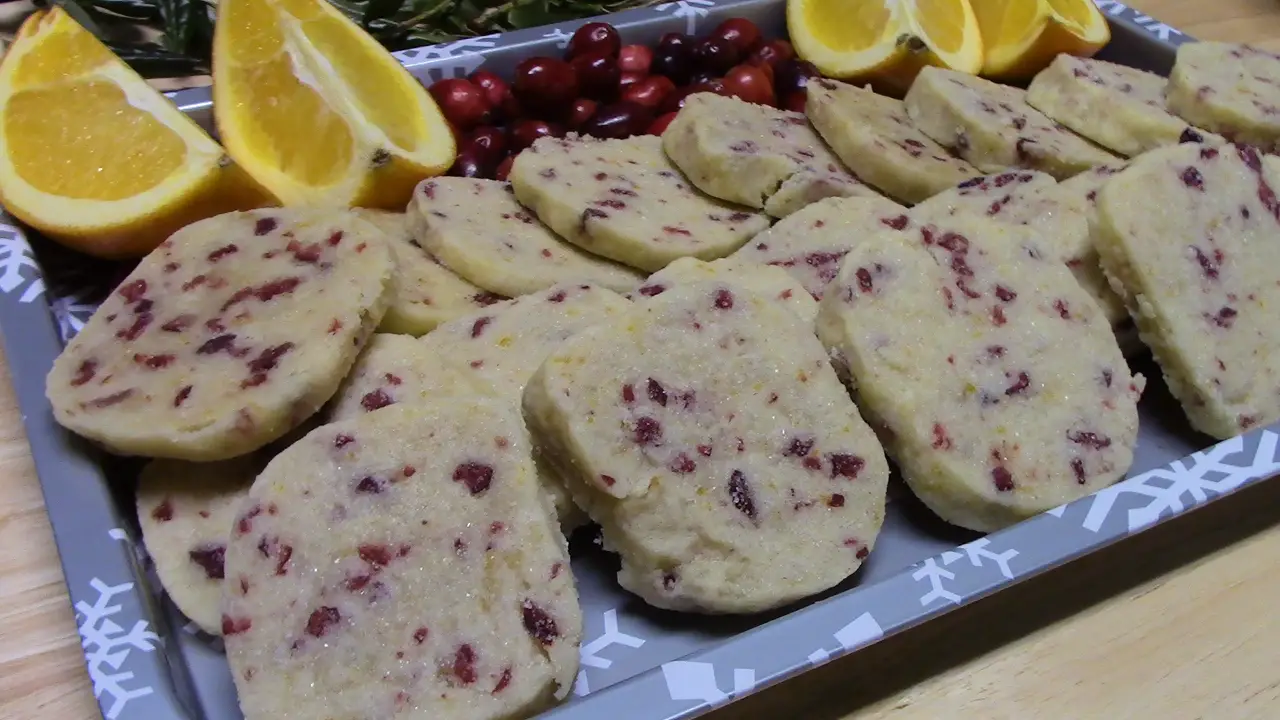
60, 0, 659, 78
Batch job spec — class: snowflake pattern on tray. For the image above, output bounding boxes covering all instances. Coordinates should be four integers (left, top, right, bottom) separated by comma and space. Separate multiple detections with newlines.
912, 537, 1020, 606
76, 529, 159, 720
661, 660, 755, 708
1049, 429, 1280, 533
654, 0, 716, 35
392, 34, 499, 81
0, 219, 45, 304
574, 608, 646, 696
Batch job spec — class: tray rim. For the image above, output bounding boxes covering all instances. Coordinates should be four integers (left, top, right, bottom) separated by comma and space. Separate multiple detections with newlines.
3, 3, 1278, 720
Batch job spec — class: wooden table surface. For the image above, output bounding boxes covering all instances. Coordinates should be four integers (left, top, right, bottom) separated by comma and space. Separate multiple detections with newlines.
4, 2, 1280, 718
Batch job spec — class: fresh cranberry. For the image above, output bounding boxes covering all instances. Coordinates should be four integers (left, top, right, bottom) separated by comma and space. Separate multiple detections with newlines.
619, 72, 646, 93
449, 149, 490, 179
651, 44, 693, 85
622, 75, 677, 110
748, 39, 795, 69
692, 37, 741, 76
582, 101, 654, 139
567, 97, 599, 130
687, 70, 719, 87
508, 119, 565, 153
709, 18, 761, 53
619, 44, 653, 75
429, 79, 490, 131
567, 22, 620, 60
722, 64, 774, 105
781, 90, 808, 113
495, 156, 515, 181
647, 112, 679, 136
465, 126, 506, 167
660, 85, 699, 114
658, 32, 693, 50
513, 57, 579, 117
467, 70, 511, 114
775, 59, 821, 98
572, 52, 621, 101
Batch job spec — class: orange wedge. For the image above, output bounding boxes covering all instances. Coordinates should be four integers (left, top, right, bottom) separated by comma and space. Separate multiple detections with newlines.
788, 0, 984, 93
971, 0, 1111, 80
213, 0, 455, 209
0, 9, 273, 258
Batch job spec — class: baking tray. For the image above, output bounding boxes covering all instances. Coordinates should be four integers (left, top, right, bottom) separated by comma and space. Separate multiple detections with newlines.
2, 2, 1277, 719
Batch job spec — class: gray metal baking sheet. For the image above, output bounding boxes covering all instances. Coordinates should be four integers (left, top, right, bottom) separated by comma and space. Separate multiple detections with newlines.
1, 3, 1276, 720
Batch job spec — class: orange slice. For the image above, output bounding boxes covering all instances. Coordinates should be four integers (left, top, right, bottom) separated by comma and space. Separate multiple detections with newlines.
788, 0, 984, 93
0, 9, 273, 258
213, 0, 455, 209
972, 0, 1111, 80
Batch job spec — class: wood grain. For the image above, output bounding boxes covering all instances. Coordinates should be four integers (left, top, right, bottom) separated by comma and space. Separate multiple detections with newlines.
1, 2, 1278, 719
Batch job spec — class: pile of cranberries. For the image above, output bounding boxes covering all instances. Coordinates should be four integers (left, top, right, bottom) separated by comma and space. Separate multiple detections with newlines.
427, 17, 822, 181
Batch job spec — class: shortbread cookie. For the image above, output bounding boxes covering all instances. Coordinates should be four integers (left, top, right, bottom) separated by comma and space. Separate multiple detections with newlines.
408, 178, 642, 297
816, 215, 1142, 532
1095, 143, 1280, 438
1167, 42, 1280, 151
632, 257, 818, 322
510, 134, 770, 272
805, 78, 982, 204
1050, 164, 1133, 330
525, 283, 890, 613
46, 208, 393, 461
662, 92, 879, 217
359, 210, 505, 336
136, 456, 260, 635
905, 67, 1119, 179
729, 195, 909, 300
1027, 54, 1222, 157
222, 402, 580, 720
327, 334, 489, 422
331, 284, 630, 530
912, 170, 1129, 329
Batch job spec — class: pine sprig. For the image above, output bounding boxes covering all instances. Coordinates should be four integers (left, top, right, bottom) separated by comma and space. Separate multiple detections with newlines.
57, 0, 662, 78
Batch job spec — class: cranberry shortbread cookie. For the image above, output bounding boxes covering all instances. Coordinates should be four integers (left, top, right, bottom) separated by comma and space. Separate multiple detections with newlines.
662, 92, 879, 217
330, 284, 630, 531
136, 456, 261, 634
510, 134, 770, 272
905, 67, 1119, 179
632, 257, 818, 322
46, 208, 394, 461
1095, 143, 1280, 438
359, 210, 505, 336
1027, 54, 1222, 157
805, 78, 981, 204
912, 171, 1130, 332
524, 282, 890, 613
222, 401, 580, 720
728, 195, 909, 300
408, 178, 641, 297
327, 334, 490, 422
816, 215, 1142, 532
1167, 42, 1280, 152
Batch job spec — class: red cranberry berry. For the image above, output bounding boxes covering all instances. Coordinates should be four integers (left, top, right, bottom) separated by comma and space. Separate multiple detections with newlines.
774, 59, 821, 98
572, 52, 622, 101
647, 112, 679, 136
467, 70, 512, 114
465, 126, 506, 167
748, 39, 795, 69
710, 18, 762, 53
651, 43, 694, 85
508, 119, 566, 153
567, 22, 621, 60
582, 101, 654, 139
567, 98, 599, 130
691, 37, 741, 76
619, 44, 654, 75
722, 64, 774, 105
495, 156, 515, 182
449, 150, 490, 179
622, 75, 676, 110
513, 57, 580, 117
429, 79, 490, 131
